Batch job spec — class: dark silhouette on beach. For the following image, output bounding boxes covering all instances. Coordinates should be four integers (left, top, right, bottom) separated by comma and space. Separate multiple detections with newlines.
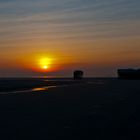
118, 69, 140, 79
73, 70, 84, 80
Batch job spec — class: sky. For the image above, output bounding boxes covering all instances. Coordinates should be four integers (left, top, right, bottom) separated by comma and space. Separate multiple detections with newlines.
0, 0, 140, 77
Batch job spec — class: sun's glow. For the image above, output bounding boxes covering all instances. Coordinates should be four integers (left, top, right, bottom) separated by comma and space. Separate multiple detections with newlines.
39, 57, 52, 70
42, 65, 49, 69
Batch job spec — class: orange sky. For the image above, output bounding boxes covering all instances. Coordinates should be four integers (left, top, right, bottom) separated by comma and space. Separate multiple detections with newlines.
0, 36, 140, 77
0, 0, 140, 77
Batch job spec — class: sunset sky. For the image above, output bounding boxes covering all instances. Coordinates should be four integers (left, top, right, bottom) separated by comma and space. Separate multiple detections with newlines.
0, 0, 140, 77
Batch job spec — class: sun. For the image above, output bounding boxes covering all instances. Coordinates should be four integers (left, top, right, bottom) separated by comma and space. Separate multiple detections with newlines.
39, 57, 52, 71
42, 65, 49, 70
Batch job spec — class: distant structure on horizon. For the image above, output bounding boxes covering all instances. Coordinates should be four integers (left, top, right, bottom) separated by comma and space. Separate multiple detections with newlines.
118, 69, 140, 79
73, 70, 84, 80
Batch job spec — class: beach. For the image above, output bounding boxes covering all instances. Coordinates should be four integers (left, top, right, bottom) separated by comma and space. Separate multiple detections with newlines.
0, 78, 140, 139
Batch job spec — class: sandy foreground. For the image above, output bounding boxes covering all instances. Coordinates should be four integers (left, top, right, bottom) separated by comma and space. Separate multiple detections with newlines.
0, 78, 140, 140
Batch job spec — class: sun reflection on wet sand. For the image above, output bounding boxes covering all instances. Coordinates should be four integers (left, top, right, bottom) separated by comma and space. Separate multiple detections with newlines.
32, 87, 48, 91
32, 86, 57, 92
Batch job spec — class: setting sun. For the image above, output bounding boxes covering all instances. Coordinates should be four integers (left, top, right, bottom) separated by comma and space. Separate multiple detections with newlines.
39, 57, 52, 71
42, 65, 49, 70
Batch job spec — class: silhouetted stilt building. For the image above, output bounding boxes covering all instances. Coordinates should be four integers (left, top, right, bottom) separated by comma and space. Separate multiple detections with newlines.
73, 70, 84, 80
118, 69, 140, 79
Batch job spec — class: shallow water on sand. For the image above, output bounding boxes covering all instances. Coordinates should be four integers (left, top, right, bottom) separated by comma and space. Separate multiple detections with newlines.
0, 78, 106, 94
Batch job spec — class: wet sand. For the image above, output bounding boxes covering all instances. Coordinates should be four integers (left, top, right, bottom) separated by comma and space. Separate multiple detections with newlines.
0, 78, 140, 140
